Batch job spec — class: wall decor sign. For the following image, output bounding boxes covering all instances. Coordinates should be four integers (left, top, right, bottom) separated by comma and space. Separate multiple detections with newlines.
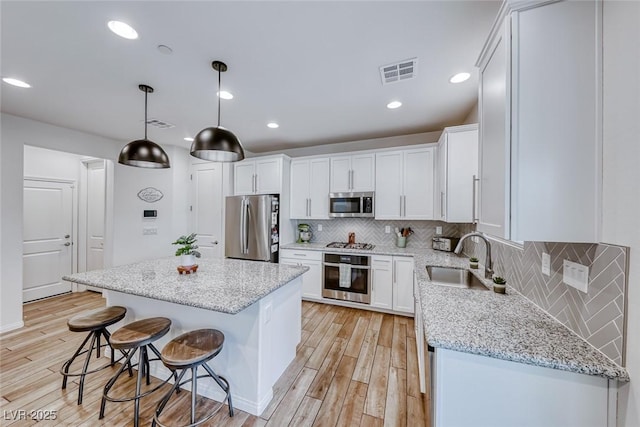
137, 187, 164, 203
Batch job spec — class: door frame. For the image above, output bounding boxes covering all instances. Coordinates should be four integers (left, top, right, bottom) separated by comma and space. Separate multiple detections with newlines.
23, 176, 78, 297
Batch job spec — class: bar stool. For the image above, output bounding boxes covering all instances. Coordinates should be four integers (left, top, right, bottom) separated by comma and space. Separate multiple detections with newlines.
60, 306, 127, 405
100, 317, 174, 427
153, 329, 233, 427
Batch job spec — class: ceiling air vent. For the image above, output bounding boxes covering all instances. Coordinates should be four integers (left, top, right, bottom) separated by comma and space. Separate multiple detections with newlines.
143, 118, 175, 129
379, 58, 418, 85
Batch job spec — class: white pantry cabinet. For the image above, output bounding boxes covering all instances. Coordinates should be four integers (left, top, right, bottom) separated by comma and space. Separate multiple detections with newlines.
476, 0, 602, 242
290, 158, 330, 219
280, 249, 322, 300
437, 125, 478, 223
330, 154, 375, 193
375, 147, 435, 220
234, 155, 286, 195
371, 255, 393, 310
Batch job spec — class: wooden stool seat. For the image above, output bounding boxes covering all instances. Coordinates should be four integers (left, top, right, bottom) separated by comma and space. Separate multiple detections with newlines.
161, 329, 224, 369
110, 317, 172, 349
67, 306, 126, 332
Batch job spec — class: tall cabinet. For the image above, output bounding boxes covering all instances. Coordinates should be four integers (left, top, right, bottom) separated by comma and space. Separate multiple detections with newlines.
476, 0, 602, 242
290, 158, 330, 219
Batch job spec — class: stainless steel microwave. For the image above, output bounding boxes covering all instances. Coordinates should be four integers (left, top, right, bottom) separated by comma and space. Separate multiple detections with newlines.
329, 192, 374, 218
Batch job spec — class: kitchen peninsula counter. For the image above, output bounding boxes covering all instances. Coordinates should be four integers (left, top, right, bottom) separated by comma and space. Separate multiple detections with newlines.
63, 257, 308, 416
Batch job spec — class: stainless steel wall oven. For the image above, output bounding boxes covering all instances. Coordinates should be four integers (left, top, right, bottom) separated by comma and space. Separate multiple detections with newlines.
322, 253, 371, 304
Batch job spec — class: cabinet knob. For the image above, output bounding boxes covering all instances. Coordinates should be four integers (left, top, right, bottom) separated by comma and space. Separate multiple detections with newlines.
212, 241, 219, 245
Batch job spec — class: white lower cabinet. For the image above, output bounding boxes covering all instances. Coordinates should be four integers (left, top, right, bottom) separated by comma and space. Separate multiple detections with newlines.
393, 256, 414, 314
371, 255, 414, 314
432, 348, 613, 427
371, 256, 393, 309
280, 249, 322, 300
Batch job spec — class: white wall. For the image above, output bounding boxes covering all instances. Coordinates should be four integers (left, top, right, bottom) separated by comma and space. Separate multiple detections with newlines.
0, 113, 190, 331
602, 1, 640, 426
23, 145, 83, 182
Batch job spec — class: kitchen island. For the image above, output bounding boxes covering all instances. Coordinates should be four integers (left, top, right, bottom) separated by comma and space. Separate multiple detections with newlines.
63, 257, 308, 416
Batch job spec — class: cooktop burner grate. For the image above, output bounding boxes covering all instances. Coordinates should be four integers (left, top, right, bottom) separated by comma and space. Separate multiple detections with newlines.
325, 242, 375, 250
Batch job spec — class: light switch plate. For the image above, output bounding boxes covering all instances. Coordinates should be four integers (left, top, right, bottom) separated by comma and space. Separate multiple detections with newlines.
563, 260, 589, 293
317, 224, 322, 231
541, 252, 551, 276
143, 227, 158, 235
435, 226, 442, 235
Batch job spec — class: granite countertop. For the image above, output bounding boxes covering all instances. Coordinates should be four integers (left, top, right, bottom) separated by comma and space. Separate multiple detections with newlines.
281, 242, 629, 381
63, 257, 308, 315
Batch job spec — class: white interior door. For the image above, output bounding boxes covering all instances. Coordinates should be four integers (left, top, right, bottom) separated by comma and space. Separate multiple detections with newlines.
86, 161, 106, 271
23, 179, 74, 302
192, 163, 224, 259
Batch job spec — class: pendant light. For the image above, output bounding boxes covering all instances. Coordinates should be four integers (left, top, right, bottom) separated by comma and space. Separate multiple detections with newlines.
190, 61, 245, 162
118, 84, 171, 168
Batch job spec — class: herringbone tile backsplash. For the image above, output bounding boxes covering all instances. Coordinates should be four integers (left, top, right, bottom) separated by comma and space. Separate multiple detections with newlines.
297, 219, 463, 248
461, 224, 628, 365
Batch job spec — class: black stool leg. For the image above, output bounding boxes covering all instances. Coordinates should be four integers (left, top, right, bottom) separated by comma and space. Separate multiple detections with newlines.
133, 348, 145, 427
202, 363, 234, 417
96, 331, 101, 358
77, 331, 98, 405
191, 366, 198, 424
100, 346, 137, 419
61, 331, 93, 390
152, 368, 187, 427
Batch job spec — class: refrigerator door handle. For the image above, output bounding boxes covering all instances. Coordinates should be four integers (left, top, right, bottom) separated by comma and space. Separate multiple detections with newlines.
244, 199, 250, 253
239, 198, 246, 254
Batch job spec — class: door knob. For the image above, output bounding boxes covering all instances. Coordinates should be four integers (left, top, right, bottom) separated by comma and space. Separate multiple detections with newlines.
212, 241, 219, 245
64, 242, 71, 246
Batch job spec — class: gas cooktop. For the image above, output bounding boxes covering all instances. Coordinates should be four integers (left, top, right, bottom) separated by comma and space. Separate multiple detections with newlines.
325, 242, 375, 250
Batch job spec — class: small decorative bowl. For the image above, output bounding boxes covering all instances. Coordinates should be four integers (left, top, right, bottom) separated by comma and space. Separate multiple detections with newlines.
177, 264, 198, 275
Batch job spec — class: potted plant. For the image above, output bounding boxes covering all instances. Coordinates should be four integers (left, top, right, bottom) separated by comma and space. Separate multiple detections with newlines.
469, 257, 479, 269
172, 233, 201, 267
492, 276, 507, 294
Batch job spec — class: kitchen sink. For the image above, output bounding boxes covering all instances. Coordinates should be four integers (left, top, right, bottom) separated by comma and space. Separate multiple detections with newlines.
426, 266, 490, 291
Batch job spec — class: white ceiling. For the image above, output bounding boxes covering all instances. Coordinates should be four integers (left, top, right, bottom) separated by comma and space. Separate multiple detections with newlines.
0, 1, 500, 153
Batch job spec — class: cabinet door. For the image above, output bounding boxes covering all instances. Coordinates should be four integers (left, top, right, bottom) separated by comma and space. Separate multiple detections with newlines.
234, 161, 255, 195
446, 129, 478, 223
403, 148, 435, 220
301, 259, 322, 300
371, 256, 393, 309
330, 156, 352, 193
351, 154, 375, 192
255, 158, 282, 194
393, 257, 414, 314
477, 24, 510, 239
437, 138, 448, 220
375, 151, 403, 219
290, 160, 310, 219
308, 158, 330, 219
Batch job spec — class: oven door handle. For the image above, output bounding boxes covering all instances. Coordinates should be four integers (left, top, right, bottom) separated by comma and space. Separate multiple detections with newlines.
323, 262, 370, 270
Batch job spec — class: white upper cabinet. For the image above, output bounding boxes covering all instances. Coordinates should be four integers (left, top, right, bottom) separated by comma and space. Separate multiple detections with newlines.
476, 0, 601, 242
437, 125, 479, 223
375, 147, 435, 220
330, 154, 375, 193
234, 156, 284, 195
290, 158, 330, 220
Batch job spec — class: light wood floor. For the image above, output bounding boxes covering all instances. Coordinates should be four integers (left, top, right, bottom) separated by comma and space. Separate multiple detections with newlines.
0, 292, 429, 426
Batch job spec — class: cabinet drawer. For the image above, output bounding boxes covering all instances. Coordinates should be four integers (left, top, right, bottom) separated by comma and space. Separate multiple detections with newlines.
280, 249, 322, 261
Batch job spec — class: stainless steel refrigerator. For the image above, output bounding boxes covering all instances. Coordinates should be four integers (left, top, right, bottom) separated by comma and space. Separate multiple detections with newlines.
225, 195, 279, 262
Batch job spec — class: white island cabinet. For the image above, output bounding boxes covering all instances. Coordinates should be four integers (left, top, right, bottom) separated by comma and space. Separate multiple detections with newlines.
64, 257, 308, 416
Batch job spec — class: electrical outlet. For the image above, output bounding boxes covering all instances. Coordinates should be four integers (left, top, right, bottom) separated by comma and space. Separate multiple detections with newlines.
563, 260, 589, 293
542, 252, 551, 276
385, 226, 391, 234
435, 226, 442, 235
143, 227, 158, 235
317, 224, 322, 231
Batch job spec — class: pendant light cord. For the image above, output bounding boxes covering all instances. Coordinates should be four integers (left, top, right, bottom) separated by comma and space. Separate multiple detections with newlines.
217, 68, 221, 127
144, 89, 148, 140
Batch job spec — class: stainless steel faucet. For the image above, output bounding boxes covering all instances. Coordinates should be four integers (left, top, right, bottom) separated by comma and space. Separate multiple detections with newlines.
454, 232, 494, 280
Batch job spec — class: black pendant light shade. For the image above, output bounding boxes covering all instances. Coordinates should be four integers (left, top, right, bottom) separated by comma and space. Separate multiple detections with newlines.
118, 85, 170, 169
190, 61, 244, 162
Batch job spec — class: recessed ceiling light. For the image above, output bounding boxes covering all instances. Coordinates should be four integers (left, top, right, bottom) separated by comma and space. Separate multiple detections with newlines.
107, 21, 138, 40
217, 91, 233, 100
267, 122, 279, 129
387, 101, 402, 109
2, 77, 31, 88
449, 72, 471, 83
184, 137, 194, 142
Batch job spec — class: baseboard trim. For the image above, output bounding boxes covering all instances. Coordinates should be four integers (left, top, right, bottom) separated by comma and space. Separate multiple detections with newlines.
0, 320, 25, 333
